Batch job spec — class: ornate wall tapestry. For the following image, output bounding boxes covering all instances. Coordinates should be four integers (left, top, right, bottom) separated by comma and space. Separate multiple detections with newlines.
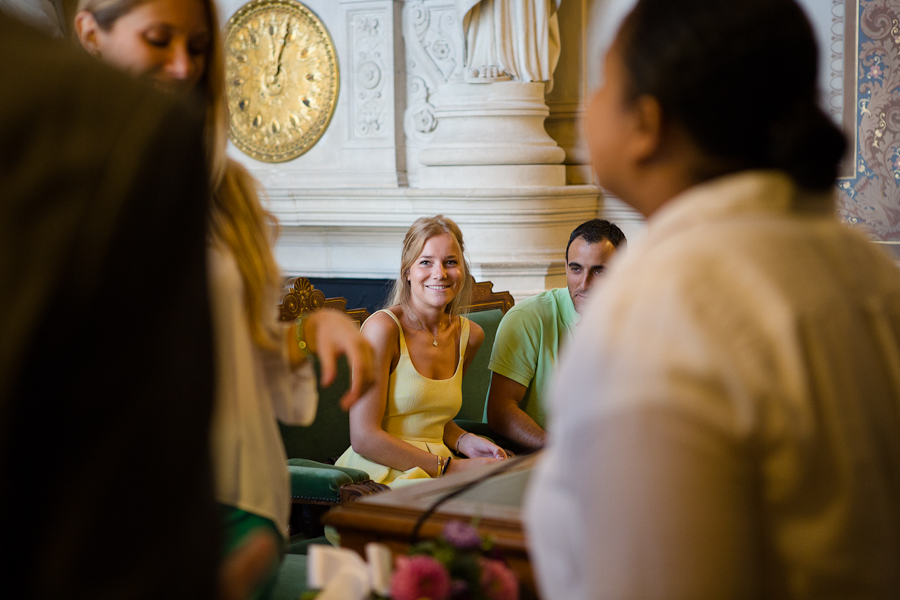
836, 0, 900, 244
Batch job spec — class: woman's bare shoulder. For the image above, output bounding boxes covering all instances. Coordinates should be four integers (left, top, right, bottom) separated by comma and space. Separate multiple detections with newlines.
381, 304, 405, 319
362, 307, 402, 345
464, 316, 485, 347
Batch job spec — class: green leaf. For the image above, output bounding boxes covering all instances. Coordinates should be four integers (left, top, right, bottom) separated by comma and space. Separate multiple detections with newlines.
409, 540, 437, 555
448, 552, 482, 586
432, 545, 456, 566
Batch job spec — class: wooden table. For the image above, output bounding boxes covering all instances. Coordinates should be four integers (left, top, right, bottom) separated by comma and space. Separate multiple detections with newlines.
323, 453, 540, 597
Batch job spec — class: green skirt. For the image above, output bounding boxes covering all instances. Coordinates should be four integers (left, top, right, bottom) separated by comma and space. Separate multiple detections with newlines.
220, 504, 284, 600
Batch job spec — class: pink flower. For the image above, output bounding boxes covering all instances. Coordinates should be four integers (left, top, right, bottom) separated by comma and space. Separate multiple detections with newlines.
391, 555, 451, 600
480, 559, 519, 600
869, 65, 882, 79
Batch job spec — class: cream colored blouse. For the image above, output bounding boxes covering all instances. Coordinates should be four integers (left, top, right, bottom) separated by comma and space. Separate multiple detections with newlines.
526, 171, 900, 599
207, 244, 317, 538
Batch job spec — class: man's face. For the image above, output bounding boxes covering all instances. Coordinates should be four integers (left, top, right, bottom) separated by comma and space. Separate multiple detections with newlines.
566, 237, 618, 314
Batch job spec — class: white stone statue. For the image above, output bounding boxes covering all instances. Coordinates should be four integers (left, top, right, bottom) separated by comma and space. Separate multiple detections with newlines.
457, 0, 562, 90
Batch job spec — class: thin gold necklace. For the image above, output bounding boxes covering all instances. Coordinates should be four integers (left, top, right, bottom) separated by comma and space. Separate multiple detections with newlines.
409, 310, 441, 346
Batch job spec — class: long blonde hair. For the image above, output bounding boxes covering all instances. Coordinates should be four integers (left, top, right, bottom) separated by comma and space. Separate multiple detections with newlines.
76, 0, 283, 349
389, 215, 473, 317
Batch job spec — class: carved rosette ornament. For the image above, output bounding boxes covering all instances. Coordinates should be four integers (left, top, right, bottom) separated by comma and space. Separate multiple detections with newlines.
280, 277, 326, 320
225, 0, 339, 162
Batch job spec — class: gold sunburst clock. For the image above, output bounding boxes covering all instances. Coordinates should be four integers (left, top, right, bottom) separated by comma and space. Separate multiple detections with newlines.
224, 0, 339, 163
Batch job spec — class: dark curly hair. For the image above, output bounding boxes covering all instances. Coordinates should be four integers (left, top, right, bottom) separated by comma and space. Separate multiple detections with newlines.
566, 220, 626, 262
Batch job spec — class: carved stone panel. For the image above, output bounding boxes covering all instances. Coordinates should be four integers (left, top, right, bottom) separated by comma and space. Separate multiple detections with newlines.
347, 8, 390, 138
402, 1, 464, 184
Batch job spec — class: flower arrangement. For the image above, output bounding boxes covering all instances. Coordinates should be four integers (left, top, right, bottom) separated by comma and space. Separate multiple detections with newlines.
391, 520, 519, 600
303, 520, 519, 600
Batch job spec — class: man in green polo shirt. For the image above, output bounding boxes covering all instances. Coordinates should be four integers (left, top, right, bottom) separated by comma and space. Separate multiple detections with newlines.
486, 220, 626, 451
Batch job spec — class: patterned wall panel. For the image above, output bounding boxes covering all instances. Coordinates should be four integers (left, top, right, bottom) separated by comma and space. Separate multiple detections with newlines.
837, 0, 900, 243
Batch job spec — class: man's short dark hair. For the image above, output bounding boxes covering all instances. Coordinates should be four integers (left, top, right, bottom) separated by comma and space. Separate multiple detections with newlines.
566, 219, 626, 262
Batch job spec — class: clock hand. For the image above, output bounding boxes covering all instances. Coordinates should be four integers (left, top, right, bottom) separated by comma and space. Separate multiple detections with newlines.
274, 20, 290, 71
267, 21, 278, 62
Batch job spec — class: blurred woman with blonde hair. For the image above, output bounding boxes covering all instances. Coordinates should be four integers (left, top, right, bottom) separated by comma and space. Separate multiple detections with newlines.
73, 1, 374, 597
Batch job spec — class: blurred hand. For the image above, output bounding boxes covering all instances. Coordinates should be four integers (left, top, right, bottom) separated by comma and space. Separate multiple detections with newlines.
305, 309, 375, 410
458, 433, 508, 459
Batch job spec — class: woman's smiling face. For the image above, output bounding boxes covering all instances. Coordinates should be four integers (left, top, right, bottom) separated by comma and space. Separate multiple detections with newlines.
406, 233, 464, 310
77, 0, 211, 93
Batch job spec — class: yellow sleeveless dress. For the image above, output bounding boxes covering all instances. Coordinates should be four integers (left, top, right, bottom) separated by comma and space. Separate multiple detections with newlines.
334, 309, 469, 488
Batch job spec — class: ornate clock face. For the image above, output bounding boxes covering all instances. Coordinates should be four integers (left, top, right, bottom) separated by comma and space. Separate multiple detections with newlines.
225, 0, 339, 163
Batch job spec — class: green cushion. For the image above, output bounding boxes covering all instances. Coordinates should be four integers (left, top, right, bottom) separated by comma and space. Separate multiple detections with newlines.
460, 308, 505, 422
280, 356, 353, 463
272, 554, 308, 600
287, 459, 374, 503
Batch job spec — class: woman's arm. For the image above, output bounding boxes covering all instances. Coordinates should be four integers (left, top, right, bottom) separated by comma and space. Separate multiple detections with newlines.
347, 311, 447, 477
272, 309, 374, 425
285, 309, 376, 410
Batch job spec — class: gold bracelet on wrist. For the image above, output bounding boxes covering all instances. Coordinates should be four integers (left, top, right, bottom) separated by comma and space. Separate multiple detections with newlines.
436, 455, 451, 477
294, 314, 311, 359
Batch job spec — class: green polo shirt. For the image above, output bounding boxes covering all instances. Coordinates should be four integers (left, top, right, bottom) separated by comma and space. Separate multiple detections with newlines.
487, 287, 578, 428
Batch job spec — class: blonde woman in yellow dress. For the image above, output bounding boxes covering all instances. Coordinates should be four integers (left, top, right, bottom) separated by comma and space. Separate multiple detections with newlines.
336, 215, 508, 486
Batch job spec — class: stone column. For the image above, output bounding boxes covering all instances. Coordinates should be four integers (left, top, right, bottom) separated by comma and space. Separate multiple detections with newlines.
418, 81, 566, 188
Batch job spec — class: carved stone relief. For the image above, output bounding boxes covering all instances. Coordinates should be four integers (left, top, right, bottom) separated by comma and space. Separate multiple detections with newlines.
402, 0, 464, 172
349, 9, 390, 138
